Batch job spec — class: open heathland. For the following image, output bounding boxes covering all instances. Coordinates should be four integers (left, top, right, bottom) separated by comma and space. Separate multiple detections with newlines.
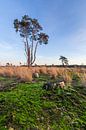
0, 67, 86, 130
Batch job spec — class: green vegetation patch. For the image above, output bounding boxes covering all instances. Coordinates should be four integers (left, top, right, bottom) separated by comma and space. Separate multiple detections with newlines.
0, 76, 86, 130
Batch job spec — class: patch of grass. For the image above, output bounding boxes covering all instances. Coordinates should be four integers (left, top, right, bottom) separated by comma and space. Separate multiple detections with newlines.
34, 74, 51, 82
0, 76, 20, 92
0, 76, 86, 129
0, 76, 17, 84
0, 76, 6, 81
0, 82, 44, 129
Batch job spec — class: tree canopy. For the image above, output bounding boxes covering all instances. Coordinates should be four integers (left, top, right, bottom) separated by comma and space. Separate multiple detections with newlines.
14, 15, 49, 66
59, 56, 68, 66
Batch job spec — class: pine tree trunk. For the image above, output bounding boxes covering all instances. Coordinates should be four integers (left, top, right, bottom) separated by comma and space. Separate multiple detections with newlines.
27, 47, 30, 66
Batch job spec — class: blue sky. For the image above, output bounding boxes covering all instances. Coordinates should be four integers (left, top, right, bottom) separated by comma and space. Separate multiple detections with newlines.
0, 0, 86, 65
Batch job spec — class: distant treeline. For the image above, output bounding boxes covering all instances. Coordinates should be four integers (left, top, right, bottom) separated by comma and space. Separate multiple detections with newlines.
1, 65, 86, 68
32, 65, 86, 68
21, 65, 86, 68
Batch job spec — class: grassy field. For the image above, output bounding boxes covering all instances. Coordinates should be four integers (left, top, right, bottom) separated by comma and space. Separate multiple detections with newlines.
0, 67, 86, 130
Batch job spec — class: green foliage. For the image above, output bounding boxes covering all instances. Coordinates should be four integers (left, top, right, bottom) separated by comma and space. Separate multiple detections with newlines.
59, 56, 68, 66
72, 73, 81, 86
0, 83, 43, 129
0, 76, 86, 129
0, 77, 19, 91
14, 15, 49, 65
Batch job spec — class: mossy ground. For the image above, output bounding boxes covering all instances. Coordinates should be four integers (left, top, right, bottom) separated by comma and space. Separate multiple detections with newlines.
0, 75, 86, 130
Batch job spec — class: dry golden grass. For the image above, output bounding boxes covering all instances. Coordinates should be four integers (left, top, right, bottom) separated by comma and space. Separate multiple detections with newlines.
47, 67, 58, 78
39, 66, 47, 74
0, 67, 15, 77
0, 67, 32, 82
14, 67, 32, 82
0, 66, 86, 83
33, 66, 40, 74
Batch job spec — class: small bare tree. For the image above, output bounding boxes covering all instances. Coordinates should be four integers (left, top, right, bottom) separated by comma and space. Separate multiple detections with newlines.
14, 15, 49, 66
